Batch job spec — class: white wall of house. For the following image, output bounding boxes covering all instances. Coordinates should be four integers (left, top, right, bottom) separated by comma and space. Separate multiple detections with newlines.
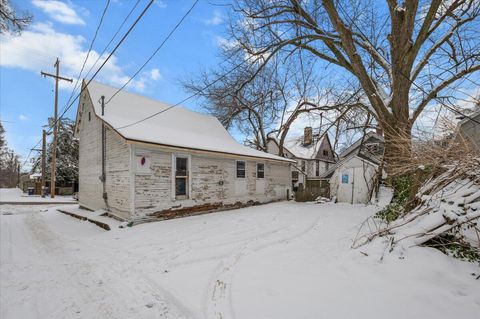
329, 156, 378, 204
77, 91, 132, 219
131, 144, 291, 219
77, 91, 106, 212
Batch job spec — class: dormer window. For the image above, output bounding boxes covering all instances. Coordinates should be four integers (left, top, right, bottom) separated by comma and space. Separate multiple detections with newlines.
365, 143, 379, 153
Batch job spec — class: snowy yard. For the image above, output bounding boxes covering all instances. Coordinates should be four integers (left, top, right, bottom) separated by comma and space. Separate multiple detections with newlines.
0, 188, 76, 204
0, 201, 479, 319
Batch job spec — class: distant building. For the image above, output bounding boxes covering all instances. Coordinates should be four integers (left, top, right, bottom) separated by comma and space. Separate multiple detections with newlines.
456, 109, 480, 151
266, 127, 336, 190
322, 132, 384, 204
74, 81, 293, 222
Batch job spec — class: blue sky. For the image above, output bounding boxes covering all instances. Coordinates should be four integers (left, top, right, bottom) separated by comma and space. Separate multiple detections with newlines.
0, 0, 230, 167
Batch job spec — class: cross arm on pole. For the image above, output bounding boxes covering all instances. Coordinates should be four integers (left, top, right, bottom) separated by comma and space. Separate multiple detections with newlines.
40, 71, 73, 83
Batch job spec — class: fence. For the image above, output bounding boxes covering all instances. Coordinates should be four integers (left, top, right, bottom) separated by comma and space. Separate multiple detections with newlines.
295, 179, 330, 202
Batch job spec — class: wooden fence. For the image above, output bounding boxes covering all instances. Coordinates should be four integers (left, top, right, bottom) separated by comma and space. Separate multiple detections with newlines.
295, 179, 330, 202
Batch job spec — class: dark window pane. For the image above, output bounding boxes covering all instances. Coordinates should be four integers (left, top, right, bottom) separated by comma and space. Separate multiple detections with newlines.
292, 171, 299, 180
257, 163, 264, 178
237, 169, 245, 178
236, 161, 246, 178
175, 178, 186, 196
237, 161, 245, 170
176, 157, 187, 172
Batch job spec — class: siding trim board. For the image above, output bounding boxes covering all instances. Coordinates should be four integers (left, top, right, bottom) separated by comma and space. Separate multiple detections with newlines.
127, 139, 294, 164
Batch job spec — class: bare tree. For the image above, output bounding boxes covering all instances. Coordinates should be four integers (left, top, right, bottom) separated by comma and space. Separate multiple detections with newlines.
221, 0, 480, 175
184, 39, 368, 154
0, 0, 32, 34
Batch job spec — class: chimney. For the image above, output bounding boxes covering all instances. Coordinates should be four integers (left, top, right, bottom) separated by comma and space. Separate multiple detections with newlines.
303, 127, 313, 146
376, 126, 383, 136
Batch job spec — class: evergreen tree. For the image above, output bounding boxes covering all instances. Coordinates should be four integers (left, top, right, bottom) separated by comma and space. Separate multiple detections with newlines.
32, 118, 79, 183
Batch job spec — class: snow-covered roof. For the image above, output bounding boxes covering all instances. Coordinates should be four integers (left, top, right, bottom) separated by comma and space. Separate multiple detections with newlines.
280, 135, 326, 160
338, 131, 384, 158
83, 81, 292, 162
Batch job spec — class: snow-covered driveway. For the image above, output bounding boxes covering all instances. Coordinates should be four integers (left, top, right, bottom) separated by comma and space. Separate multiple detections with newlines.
1, 202, 479, 319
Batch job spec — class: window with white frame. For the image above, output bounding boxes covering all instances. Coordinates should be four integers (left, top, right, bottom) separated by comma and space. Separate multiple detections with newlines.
257, 163, 265, 178
236, 160, 246, 178
175, 156, 189, 198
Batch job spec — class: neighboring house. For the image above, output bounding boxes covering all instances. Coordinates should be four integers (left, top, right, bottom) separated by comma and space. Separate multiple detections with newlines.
266, 127, 336, 189
321, 131, 385, 204
74, 81, 293, 222
456, 109, 480, 151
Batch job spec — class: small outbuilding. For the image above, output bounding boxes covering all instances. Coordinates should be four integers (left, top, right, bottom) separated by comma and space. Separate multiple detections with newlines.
322, 132, 384, 204
456, 109, 480, 151
74, 81, 293, 222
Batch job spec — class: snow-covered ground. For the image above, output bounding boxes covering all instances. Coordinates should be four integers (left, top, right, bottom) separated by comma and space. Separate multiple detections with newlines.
0, 188, 76, 203
1, 202, 479, 319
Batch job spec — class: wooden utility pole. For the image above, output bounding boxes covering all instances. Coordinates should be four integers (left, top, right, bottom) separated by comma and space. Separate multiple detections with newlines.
31, 129, 47, 197
41, 129, 47, 197
41, 58, 72, 198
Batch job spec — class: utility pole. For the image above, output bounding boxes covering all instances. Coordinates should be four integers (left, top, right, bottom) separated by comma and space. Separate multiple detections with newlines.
41, 129, 47, 197
41, 58, 72, 198
31, 129, 47, 197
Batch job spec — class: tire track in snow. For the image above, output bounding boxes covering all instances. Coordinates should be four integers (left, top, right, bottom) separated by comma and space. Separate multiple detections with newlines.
22, 211, 195, 319
205, 212, 326, 319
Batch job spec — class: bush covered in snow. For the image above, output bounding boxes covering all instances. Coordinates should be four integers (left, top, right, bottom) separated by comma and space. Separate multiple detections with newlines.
354, 157, 480, 262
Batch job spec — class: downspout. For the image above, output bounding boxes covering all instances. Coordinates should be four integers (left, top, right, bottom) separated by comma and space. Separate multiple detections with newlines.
351, 167, 355, 204
100, 95, 109, 209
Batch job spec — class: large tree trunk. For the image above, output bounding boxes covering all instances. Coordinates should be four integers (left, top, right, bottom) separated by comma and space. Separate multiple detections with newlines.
381, 119, 413, 177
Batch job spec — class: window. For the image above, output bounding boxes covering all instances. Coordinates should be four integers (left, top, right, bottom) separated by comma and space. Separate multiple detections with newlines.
365, 143, 379, 154
88, 112, 91, 122
323, 150, 329, 156
315, 160, 320, 176
236, 161, 246, 178
292, 171, 299, 181
257, 163, 265, 179
301, 160, 306, 172
175, 156, 189, 198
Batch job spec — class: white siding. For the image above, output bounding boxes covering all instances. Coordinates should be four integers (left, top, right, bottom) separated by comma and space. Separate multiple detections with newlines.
77, 91, 132, 219
78, 92, 104, 211
132, 145, 291, 219
330, 156, 377, 204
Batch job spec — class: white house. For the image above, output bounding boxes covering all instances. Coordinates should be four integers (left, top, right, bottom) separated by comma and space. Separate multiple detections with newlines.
74, 81, 293, 222
321, 132, 384, 204
266, 127, 336, 190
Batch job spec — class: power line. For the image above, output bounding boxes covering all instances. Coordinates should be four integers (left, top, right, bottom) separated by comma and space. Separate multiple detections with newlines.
114, 26, 297, 131
60, 0, 111, 117
335, 2, 480, 126
22, 0, 155, 167
83, 0, 141, 81
115, 52, 259, 130
105, 0, 200, 105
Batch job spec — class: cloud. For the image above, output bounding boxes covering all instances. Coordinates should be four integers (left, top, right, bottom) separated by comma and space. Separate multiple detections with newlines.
18, 114, 29, 121
149, 68, 162, 81
32, 0, 86, 25
155, 0, 167, 8
204, 10, 224, 26
0, 22, 154, 93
